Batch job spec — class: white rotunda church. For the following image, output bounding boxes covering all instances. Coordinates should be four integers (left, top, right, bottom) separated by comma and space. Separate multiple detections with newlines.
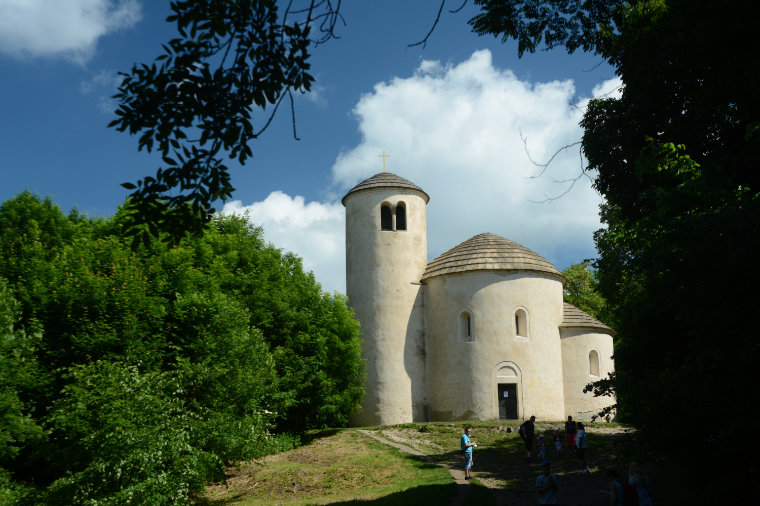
343, 172, 615, 427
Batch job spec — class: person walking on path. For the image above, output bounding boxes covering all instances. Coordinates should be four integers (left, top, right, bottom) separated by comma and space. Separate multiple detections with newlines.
536, 460, 559, 504
577, 422, 591, 474
565, 415, 577, 451
628, 462, 653, 506
519, 415, 536, 461
460, 426, 477, 480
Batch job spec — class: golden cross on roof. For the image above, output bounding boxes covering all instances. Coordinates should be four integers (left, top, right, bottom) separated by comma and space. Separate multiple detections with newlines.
378, 150, 390, 172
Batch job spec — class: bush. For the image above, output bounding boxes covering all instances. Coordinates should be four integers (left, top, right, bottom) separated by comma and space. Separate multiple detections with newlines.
0, 195, 365, 502
45, 362, 215, 504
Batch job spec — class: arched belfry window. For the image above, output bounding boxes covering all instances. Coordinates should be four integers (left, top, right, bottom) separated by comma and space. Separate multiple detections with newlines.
395, 203, 407, 230
459, 310, 474, 342
589, 349, 600, 377
380, 205, 392, 230
515, 308, 528, 338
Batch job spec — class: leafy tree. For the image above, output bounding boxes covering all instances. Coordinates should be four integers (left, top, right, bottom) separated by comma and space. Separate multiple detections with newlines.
0, 191, 91, 324
110, 0, 343, 244
470, 0, 622, 56
0, 280, 44, 503
177, 215, 365, 432
560, 261, 606, 322
0, 192, 363, 502
472, 0, 760, 501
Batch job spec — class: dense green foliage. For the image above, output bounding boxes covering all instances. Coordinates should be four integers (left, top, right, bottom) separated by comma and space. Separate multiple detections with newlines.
586, 5, 760, 498
0, 191, 363, 503
473, 0, 760, 501
0, 280, 44, 504
470, 0, 621, 56
560, 262, 606, 322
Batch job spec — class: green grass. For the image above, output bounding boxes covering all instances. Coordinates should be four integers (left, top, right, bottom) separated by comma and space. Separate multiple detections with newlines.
197, 421, 635, 505
402, 420, 636, 503
198, 429, 456, 505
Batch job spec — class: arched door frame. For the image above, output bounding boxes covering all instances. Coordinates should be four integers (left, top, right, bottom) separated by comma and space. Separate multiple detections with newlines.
492, 361, 524, 420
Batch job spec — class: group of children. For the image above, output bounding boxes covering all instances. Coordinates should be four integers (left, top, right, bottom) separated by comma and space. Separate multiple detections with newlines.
535, 432, 562, 459
461, 416, 590, 478
528, 416, 590, 475
461, 419, 653, 505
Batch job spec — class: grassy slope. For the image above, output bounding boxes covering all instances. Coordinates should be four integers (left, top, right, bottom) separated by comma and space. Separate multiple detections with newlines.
200, 429, 457, 505
199, 421, 640, 505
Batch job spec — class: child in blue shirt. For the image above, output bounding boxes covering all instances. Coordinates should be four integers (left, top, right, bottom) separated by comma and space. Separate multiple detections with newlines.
537, 434, 546, 459
536, 461, 559, 504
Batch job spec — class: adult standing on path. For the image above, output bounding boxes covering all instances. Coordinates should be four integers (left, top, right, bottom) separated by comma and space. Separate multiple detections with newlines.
519, 415, 536, 461
460, 426, 477, 480
565, 415, 577, 451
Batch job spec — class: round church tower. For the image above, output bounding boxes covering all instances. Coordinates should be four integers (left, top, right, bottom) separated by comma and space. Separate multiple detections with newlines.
342, 173, 429, 426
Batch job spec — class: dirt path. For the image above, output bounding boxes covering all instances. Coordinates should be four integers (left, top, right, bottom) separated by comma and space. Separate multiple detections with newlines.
357, 430, 471, 506
360, 426, 628, 505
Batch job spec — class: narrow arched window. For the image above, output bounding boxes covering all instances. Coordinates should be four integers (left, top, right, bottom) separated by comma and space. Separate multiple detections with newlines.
459, 310, 474, 342
589, 350, 600, 377
515, 308, 528, 337
380, 205, 392, 230
395, 203, 407, 230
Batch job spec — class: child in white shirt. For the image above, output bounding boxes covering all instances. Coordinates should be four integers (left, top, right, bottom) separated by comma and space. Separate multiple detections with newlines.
537, 434, 546, 459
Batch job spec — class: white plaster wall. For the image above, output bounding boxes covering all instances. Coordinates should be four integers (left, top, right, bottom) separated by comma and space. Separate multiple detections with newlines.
560, 329, 616, 420
345, 188, 428, 426
425, 272, 566, 421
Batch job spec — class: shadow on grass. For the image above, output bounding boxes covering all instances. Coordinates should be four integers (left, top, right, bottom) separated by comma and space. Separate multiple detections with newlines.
420, 428, 632, 505
298, 428, 343, 446
197, 425, 634, 506
197, 481, 495, 506
328, 481, 493, 506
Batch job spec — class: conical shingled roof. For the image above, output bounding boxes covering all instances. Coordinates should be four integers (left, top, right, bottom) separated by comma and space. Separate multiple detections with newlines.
560, 302, 616, 336
341, 172, 430, 205
421, 233, 563, 281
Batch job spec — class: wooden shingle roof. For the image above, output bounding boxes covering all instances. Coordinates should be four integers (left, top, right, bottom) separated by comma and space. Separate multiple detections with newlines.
421, 233, 564, 281
560, 302, 616, 336
341, 172, 430, 205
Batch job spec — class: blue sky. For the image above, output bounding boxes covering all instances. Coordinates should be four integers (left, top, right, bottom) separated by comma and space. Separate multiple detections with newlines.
0, 1, 620, 294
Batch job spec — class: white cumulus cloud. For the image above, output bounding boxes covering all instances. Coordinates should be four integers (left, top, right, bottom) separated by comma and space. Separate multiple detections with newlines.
592, 76, 623, 100
222, 192, 346, 294
0, 0, 142, 64
575, 76, 623, 111
332, 49, 603, 270
229, 50, 611, 294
